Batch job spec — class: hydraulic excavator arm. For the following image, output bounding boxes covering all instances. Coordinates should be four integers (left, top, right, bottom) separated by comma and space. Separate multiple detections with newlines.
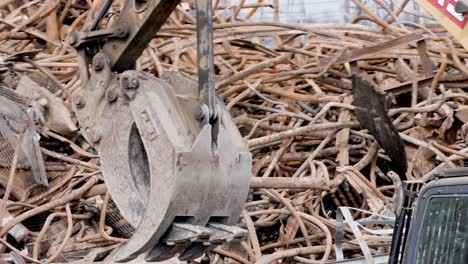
67, 0, 251, 262
70, 0, 179, 69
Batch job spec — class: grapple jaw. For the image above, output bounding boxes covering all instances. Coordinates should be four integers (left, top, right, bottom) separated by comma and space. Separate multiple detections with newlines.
72, 65, 251, 262
70, 0, 251, 260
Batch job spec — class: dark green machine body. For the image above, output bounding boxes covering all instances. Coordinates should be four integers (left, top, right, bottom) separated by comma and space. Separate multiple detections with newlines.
389, 168, 468, 264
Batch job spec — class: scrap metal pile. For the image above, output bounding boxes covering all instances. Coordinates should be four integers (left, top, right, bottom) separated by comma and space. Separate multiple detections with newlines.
0, 0, 467, 263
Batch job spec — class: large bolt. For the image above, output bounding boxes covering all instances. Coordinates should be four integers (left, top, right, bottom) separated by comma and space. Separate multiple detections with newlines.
85, 127, 101, 143
130, 78, 139, 89
107, 88, 118, 102
67, 32, 78, 47
91, 133, 101, 143
74, 95, 85, 109
116, 23, 129, 38
121, 76, 130, 90
120, 73, 140, 100
121, 76, 139, 90
93, 56, 105, 71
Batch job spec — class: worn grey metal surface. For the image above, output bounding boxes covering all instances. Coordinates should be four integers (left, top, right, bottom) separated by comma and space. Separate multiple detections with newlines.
97, 70, 250, 262
73, 64, 251, 262
72, 61, 251, 261
69, 1, 251, 262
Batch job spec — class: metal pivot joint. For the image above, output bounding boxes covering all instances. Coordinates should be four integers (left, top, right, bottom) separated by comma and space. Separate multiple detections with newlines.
67, 23, 129, 49
69, 0, 251, 262
196, 0, 219, 143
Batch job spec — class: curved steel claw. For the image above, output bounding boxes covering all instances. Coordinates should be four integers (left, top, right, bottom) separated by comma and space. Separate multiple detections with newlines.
97, 71, 251, 262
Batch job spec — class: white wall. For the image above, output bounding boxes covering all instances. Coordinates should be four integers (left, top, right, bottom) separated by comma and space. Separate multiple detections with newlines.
220, 0, 429, 24
253, 0, 348, 23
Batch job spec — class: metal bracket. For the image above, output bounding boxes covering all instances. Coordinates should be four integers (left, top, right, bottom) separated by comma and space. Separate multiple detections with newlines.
196, 0, 218, 140
67, 23, 129, 48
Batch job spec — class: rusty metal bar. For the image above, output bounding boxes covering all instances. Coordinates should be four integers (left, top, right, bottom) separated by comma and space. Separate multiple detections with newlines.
321, 32, 426, 66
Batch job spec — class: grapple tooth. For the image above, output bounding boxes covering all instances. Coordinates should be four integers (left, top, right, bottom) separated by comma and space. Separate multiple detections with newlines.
148, 223, 214, 262
178, 243, 211, 261
163, 223, 213, 245
208, 223, 248, 244
144, 243, 183, 262
178, 223, 248, 261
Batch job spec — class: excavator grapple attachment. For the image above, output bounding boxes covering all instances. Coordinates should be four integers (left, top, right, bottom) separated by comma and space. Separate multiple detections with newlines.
72, 61, 251, 262
101, 71, 250, 262
69, 0, 251, 261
